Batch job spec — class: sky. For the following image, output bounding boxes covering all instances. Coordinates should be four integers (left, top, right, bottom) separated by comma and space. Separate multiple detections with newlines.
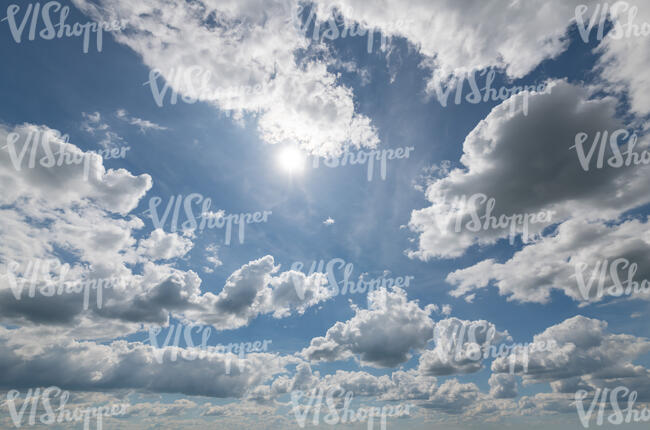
0, 0, 649, 429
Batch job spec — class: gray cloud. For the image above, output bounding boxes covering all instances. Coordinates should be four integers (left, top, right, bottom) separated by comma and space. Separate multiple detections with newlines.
408, 80, 650, 260
301, 287, 435, 367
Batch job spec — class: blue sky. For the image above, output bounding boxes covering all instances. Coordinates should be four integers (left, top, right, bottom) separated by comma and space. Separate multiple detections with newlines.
1, 1, 650, 429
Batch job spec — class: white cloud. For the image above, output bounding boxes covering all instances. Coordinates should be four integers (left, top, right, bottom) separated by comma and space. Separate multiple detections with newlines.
137, 228, 194, 261
407, 80, 650, 260
71, 0, 379, 157
81, 111, 107, 132
116, 109, 168, 132
313, 0, 581, 82
0, 123, 150, 215
81, 112, 125, 149
269, 364, 435, 403
312, 0, 650, 123
203, 244, 223, 273
0, 122, 331, 337
596, 3, 650, 117
124, 399, 198, 417
418, 318, 510, 376
421, 379, 481, 415
301, 287, 435, 367
446, 217, 650, 304
186, 255, 334, 330
491, 315, 650, 400
489, 373, 518, 399
0, 326, 289, 398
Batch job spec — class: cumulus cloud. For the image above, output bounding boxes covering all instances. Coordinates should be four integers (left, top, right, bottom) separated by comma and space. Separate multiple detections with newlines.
418, 318, 510, 376
186, 255, 334, 330
312, 0, 650, 122
596, 2, 650, 117
4, 3, 650, 427
301, 287, 435, 367
407, 80, 650, 260
0, 326, 288, 398
489, 373, 518, 399
491, 315, 650, 400
1, 254, 333, 334
516, 392, 578, 415
0, 122, 330, 336
0, 128, 194, 333
1, 249, 330, 337
446, 217, 650, 304
0, 122, 164, 334
71, 0, 379, 157
421, 379, 481, 415
0, 123, 151, 215
137, 228, 194, 261
269, 365, 435, 403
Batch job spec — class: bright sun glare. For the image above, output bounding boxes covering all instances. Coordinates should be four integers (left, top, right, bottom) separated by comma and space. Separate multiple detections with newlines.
277, 147, 305, 174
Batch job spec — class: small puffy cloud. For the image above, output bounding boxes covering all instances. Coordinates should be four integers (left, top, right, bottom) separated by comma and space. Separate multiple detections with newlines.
302, 287, 435, 367
187, 256, 334, 330
418, 318, 510, 376
137, 228, 194, 261
421, 379, 481, 415
489, 373, 517, 399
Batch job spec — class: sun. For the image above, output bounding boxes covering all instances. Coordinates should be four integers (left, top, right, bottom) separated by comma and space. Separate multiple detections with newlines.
277, 147, 305, 174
